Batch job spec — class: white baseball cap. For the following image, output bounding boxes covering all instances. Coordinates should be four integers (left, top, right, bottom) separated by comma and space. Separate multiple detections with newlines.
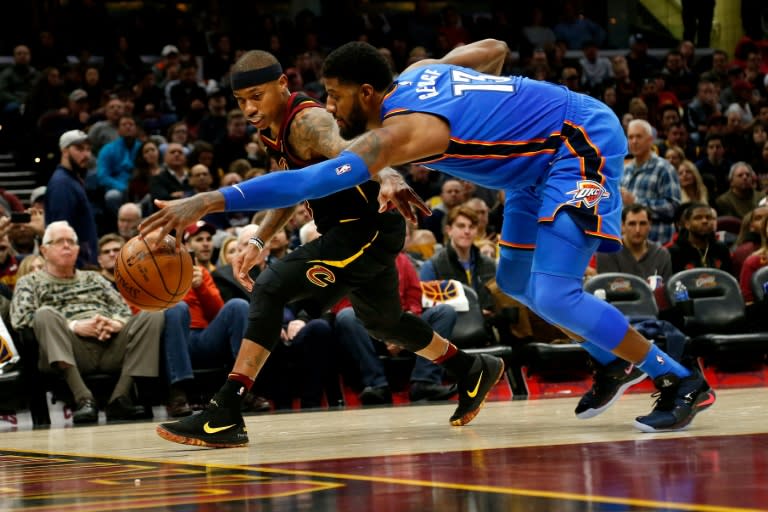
58, 129, 90, 150
30, 186, 47, 205
162, 45, 180, 57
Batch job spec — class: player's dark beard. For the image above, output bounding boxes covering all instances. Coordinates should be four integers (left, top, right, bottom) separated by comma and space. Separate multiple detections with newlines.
339, 101, 368, 139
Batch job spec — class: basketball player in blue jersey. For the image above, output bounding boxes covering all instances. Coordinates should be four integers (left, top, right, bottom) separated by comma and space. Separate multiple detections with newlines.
144, 40, 715, 433
146, 50, 505, 448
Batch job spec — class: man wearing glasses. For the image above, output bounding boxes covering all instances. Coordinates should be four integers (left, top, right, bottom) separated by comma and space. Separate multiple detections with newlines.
10, 221, 163, 423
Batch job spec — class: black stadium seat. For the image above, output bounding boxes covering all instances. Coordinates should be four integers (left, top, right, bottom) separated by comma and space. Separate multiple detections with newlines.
584, 272, 658, 319
666, 268, 768, 369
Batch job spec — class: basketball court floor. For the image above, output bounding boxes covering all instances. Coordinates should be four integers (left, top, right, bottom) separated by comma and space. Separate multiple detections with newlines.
1, 388, 766, 511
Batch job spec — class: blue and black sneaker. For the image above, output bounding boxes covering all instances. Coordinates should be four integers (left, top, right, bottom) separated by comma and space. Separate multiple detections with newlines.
575, 358, 647, 419
634, 364, 716, 433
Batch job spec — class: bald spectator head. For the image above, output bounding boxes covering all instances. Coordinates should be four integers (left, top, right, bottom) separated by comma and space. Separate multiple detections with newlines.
117, 202, 141, 239
164, 143, 187, 174
220, 172, 242, 188
440, 179, 466, 210
13, 45, 31, 66
189, 164, 213, 193
299, 220, 321, 245
236, 224, 260, 254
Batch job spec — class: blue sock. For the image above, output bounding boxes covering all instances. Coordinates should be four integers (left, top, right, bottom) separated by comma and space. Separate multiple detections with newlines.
637, 344, 690, 380
580, 341, 618, 366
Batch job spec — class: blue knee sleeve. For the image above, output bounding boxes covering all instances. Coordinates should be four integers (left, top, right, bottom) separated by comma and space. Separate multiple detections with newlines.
524, 212, 628, 350
531, 272, 629, 350
497, 247, 534, 308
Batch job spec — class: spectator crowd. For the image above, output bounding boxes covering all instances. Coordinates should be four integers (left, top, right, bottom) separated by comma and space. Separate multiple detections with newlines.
0, 1, 767, 424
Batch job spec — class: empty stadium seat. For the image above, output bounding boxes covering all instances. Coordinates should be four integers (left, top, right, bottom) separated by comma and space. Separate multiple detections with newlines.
666, 268, 768, 368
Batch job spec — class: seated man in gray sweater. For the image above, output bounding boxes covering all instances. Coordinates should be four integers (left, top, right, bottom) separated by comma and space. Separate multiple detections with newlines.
10, 221, 164, 424
596, 204, 673, 282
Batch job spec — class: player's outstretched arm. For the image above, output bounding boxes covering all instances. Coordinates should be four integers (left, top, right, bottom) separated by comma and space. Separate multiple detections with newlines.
290, 103, 431, 222
140, 193, 225, 248
217, 114, 449, 214
404, 39, 508, 75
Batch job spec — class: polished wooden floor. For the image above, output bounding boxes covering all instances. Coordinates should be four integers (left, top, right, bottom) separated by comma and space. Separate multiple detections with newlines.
1, 388, 766, 511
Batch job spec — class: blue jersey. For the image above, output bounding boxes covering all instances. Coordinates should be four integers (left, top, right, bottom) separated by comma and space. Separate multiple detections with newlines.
381, 64, 627, 252
381, 65, 574, 188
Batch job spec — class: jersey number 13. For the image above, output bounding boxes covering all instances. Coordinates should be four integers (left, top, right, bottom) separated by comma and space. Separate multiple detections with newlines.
451, 69, 516, 96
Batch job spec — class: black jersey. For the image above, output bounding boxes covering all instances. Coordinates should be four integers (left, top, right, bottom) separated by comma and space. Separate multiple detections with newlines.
260, 92, 385, 234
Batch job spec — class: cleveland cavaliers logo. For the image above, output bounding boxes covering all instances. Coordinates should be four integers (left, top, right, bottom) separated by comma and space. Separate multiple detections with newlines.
306, 265, 335, 287
566, 180, 610, 208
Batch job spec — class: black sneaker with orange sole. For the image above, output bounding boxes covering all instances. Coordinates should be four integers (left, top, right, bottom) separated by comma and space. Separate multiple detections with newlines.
450, 354, 505, 426
157, 396, 249, 448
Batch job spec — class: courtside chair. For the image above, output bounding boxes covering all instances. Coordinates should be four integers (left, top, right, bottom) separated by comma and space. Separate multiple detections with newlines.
666, 268, 768, 369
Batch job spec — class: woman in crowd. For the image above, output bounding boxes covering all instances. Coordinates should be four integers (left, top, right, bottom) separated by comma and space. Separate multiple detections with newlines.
678, 159, 709, 204
128, 140, 163, 210
665, 146, 686, 169
739, 215, 768, 305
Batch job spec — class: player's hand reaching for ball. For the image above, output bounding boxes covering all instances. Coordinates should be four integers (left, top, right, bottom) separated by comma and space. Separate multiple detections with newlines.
376, 169, 431, 224
138, 192, 225, 249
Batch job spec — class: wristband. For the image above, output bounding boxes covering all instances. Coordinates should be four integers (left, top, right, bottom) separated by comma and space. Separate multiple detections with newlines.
248, 236, 265, 250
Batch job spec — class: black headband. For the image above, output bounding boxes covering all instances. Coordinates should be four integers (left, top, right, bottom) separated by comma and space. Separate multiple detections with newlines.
231, 63, 283, 89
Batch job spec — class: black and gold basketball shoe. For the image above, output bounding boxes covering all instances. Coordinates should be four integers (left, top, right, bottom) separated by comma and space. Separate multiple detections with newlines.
450, 353, 505, 426
157, 396, 249, 448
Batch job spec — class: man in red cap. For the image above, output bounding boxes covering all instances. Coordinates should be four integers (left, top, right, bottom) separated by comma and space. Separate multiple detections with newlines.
183, 220, 217, 272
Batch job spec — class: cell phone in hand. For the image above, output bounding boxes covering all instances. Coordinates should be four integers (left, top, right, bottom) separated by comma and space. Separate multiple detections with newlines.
10, 212, 31, 224
188, 250, 197, 265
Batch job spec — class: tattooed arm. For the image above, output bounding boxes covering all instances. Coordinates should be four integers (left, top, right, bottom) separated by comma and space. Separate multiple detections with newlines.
288, 107, 348, 160
288, 107, 431, 221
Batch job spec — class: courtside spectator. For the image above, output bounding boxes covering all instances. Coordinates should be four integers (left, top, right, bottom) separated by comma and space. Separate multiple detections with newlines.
668, 203, 733, 274
739, 215, 768, 304
596, 204, 673, 282
10, 221, 163, 423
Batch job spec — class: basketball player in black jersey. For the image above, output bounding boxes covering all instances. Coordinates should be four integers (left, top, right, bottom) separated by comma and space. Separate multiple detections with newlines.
145, 50, 504, 448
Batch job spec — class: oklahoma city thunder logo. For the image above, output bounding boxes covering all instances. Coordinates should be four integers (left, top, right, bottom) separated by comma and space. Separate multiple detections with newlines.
306, 265, 335, 287
566, 180, 610, 208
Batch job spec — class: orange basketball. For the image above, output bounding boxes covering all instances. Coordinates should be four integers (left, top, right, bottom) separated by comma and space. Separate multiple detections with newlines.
114, 232, 193, 311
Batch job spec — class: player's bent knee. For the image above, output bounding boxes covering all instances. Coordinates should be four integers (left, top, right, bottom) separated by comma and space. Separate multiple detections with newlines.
529, 272, 628, 348
496, 255, 532, 305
